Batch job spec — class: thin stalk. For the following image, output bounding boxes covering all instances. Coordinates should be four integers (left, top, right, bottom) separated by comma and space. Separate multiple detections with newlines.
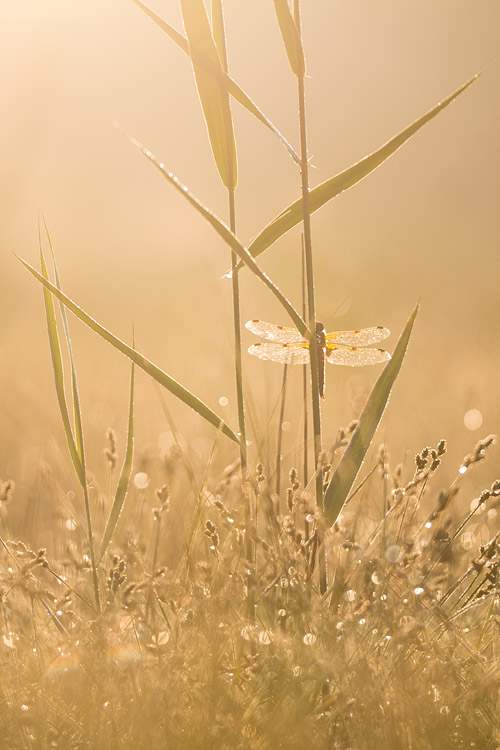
301, 238, 309, 505
229, 189, 247, 472
216, 0, 247, 473
275, 364, 288, 495
82, 482, 100, 611
294, 0, 325, 593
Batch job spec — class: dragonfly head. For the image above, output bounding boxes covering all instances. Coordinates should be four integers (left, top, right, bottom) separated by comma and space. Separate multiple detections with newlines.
315, 321, 326, 346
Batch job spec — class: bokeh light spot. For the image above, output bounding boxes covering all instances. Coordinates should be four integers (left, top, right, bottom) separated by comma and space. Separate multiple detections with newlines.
464, 408, 483, 431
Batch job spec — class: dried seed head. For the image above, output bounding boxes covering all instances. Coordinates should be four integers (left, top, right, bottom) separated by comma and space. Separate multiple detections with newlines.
104, 429, 118, 469
0, 480, 15, 504
437, 439, 447, 456
479, 490, 491, 506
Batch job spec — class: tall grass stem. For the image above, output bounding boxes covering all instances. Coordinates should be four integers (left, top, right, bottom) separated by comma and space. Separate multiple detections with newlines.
294, 0, 326, 593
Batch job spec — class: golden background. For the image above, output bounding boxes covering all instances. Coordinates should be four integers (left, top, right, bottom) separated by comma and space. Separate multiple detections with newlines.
1, 1, 499, 494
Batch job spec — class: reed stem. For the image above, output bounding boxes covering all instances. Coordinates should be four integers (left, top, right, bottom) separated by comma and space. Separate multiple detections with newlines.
294, 0, 326, 593
228, 189, 247, 472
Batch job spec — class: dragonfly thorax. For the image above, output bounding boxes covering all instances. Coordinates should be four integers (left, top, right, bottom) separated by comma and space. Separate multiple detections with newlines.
315, 321, 326, 348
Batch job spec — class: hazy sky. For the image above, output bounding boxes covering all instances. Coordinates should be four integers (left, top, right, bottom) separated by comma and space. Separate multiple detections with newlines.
1, 1, 499, 482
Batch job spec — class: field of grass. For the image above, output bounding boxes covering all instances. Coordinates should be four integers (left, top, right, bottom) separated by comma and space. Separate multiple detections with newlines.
1, 2, 499, 748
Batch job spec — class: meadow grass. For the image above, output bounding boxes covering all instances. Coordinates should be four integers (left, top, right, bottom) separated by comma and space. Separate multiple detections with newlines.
3, 2, 498, 748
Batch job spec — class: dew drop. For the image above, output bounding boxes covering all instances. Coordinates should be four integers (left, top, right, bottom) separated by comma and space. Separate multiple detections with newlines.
258, 630, 273, 645
240, 625, 255, 641
303, 633, 317, 646
385, 545, 403, 563
134, 472, 149, 490
460, 531, 475, 550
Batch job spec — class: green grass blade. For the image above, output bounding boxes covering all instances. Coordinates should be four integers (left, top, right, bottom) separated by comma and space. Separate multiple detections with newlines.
98, 356, 135, 564
324, 303, 419, 527
180, 0, 237, 190
42, 217, 86, 470
211, 0, 228, 72
235, 71, 483, 271
39, 231, 101, 610
130, 0, 300, 164
273, 0, 305, 78
16, 254, 239, 444
38, 244, 85, 488
116, 127, 308, 337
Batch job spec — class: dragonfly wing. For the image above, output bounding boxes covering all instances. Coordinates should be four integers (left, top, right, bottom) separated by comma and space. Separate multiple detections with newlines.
248, 342, 310, 365
245, 319, 305, 344
326, 346, 391, 366
325, 326, 390, 347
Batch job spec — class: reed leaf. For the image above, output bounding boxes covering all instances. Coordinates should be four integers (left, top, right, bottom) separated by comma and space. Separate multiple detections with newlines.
179, 0, 237, 190
42, 218, 86, 471
98, 356, 135, 563
211, 0, 227, 72
39, 245, 85, 488
324, 302, 419, 527
130, 0, 300, 164
234, 71, 482, 271
116, 127, 308, 336
39, 232, 100, 610
16, 254, 239, 444
273, 0, 305, 78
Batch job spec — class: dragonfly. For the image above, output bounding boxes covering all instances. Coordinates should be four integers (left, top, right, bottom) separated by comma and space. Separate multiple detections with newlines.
246, 319, 391, 398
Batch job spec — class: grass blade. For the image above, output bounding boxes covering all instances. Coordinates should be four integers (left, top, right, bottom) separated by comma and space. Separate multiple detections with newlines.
130, 0, 300, 164
16, 254, 239, 444
211, 0, 227, 72
39, 227, 100, 611
116, 127, 308, 336
236, 71, 483, 270
38, 243, 85, 488
273, 0, 305, 78
98, 356, 135, 563
324, 302, 419, 527
180, 0, 237, 190
42, 217, 86, 469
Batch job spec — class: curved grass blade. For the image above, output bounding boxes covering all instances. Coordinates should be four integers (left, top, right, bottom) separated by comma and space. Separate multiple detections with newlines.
234, 71, 483, 271
211, 0, 228, 72
42, 217, 86, 471
16, 254, 239, 444
324, 303, 419, 527
39, 228, 100, 611
273, 0, 305, 78
130, 0, 300, 164
116, 126, 308, 337
180, 0, 237, 190
39, 243, 85, 488
98, 355, 135, 564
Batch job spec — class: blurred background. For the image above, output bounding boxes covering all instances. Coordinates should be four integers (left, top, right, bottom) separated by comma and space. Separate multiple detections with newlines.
1, 0, 499, 500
